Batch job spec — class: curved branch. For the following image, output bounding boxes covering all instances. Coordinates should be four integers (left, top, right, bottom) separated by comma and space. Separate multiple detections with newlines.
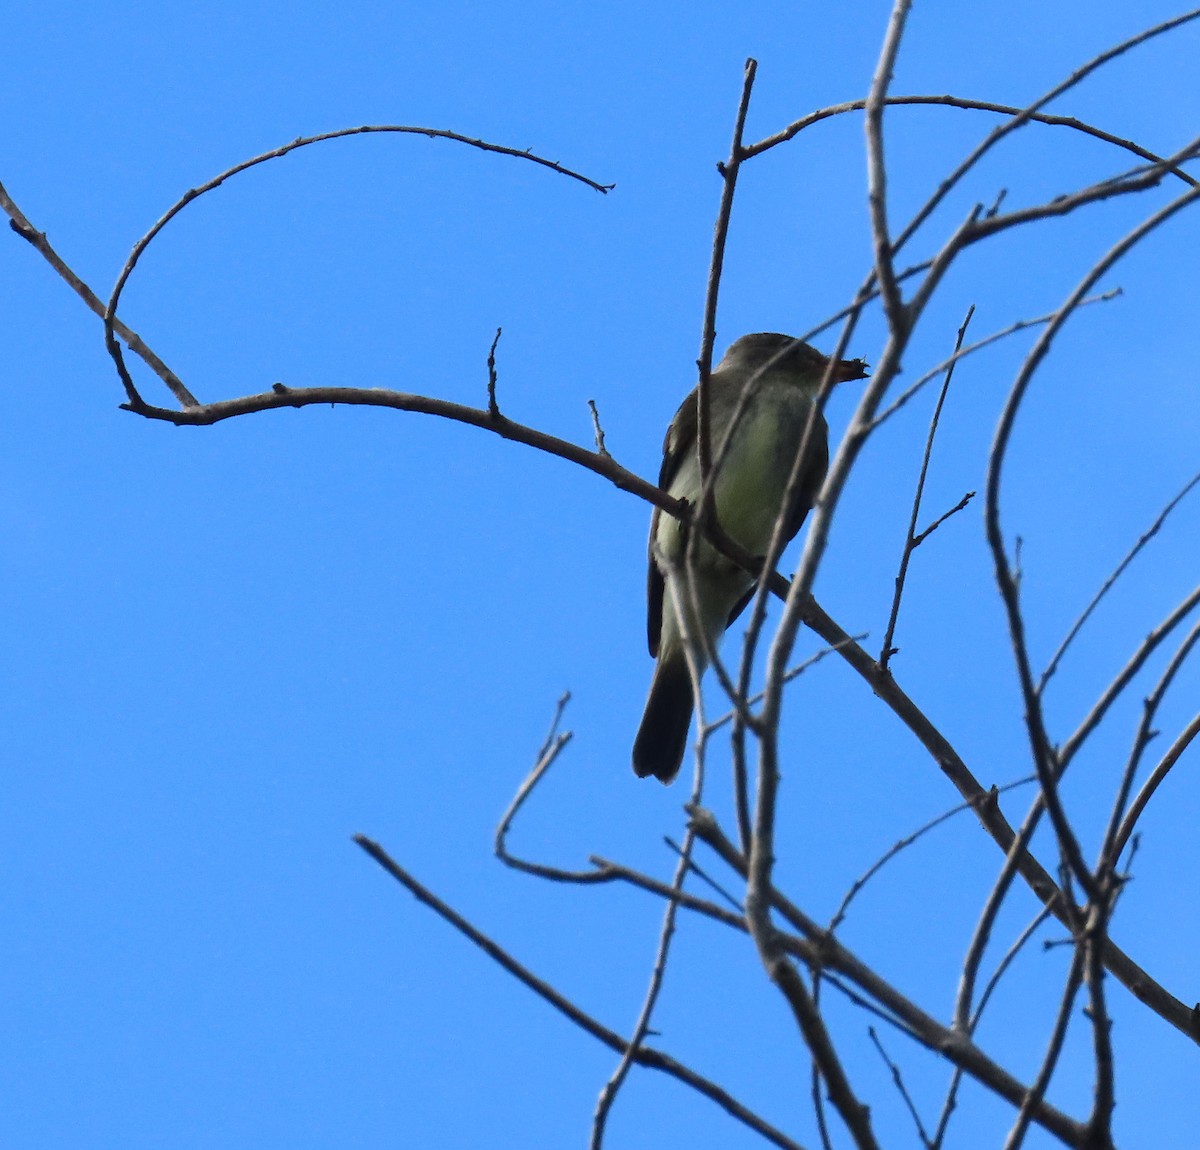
984, 181, 1200, 899
101, 125, 611, 405
124, 381, 684, 511
747, 95, 1200, 194
1040, 467, 1200, 694
1111, 710, 1200, 862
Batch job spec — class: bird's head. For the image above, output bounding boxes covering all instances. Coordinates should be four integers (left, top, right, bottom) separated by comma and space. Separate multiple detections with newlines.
720, 332, 869, 388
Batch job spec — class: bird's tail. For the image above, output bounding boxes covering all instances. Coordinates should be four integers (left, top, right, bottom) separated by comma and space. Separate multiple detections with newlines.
632, 650, 695, 783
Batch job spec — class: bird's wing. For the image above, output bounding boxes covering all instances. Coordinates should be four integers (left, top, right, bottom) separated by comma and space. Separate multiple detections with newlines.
646, 508, 664, 658
779, 415, 830, 546
647, 387, 698, 657
658, 387, 697, 490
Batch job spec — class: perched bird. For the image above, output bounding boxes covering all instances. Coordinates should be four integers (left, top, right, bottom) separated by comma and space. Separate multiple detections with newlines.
632, 333, 868, 783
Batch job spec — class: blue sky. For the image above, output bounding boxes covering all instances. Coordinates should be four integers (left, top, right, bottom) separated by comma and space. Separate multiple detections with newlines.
3, 2, 1199, 1147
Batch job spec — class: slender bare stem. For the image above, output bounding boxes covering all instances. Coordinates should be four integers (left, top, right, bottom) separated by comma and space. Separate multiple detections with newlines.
864, 0, 913, 333
591, 704, 714, 1147
1112, 711, 1200, 861
354, 835, 806, 1150
1040, 467, 1200, 694
880, 307, 973, 669
1002, 951, 1086, 1150
0, 179, 198, 407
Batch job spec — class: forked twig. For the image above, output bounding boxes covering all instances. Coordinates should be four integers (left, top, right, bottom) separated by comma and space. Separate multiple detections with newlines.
880, 306, 974, 670
494, 693, 606, 884
869, 1027, 933, 1148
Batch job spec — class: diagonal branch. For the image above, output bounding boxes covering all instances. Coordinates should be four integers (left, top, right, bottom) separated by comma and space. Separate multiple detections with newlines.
355, 834, 809, 1150
1040, 466, 1200, 694
0, 179, 199, 407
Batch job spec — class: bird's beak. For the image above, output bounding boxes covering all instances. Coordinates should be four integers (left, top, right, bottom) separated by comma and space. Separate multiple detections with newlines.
832, 357, 870, 382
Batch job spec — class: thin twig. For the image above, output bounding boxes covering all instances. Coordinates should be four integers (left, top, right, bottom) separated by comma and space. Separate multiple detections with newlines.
746, 94, 1200, 195
1002, 951, 1086, 1150
864, 0, 913, 334
705, 633, 867, 736
696, 57, 758, 485
880, 306, 973, 669
829, 777, 1035, 935
587, 400, 610, 457
1100, 618, 1200, 876
984, 179, 1200, 902
493, 692, 607, 884
868, 1027, 933, 1149
872, 290, 1121, 430
1059, 582, 1200, 770
486, 327, 503, 417
1040, 466, 1200, 694
1111, 709, 1200, 862
663, 836, 742, 913
591, 703, 713, 1147
935, 907, 1054, 1148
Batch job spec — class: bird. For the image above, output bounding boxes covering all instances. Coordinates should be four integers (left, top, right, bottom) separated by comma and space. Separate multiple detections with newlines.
632, 332, 868, 783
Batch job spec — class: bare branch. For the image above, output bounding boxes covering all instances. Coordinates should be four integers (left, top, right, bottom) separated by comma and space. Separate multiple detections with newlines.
864, 0, 914, 333
1040, 466, 1200, 694
1060, 581, 1200, 769
887, 9, 1200, 258
1111, 710, 1200, 862
126, 380, 687, 511
355, 835, 808, 1150
592, 689, 714, 1147
587, 399, 610, 457
868, 1027, 933, 1149
101, 125, 611, 407
1101, 618, 1200, 874
799, 599, 1197, 1041
494, 694, 607, 884
913, 493, 974, 547
0, 179, 199, 407
937, 907, 1055, 1148
747, 96, 1200, 194
985, 179, 1200, 899
1082, 903, 1117, 1150
1002, 951, 1086, 1150
880, 306, 973, 670
689, 811, 1089, 1145
486, 327, 503, 417
696, 57, 758, 486
964, 136, 1200, 247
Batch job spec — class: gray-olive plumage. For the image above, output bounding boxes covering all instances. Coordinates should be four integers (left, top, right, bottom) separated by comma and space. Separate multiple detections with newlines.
632, 333, 868, 783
